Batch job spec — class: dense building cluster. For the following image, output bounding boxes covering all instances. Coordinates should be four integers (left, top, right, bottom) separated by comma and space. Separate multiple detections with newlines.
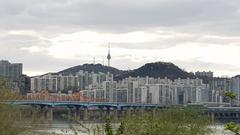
31, 71, 210, 105
195, 71, 214, 78
30, 71, 113, 92
1, 59, 240, 106
82, 76, 209, 105
30, 71, 240, 105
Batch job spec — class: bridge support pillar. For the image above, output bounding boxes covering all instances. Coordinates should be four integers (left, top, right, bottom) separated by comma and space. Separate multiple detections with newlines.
140, 107, 145, 116
127, 107, 132, 116
73, 108, 77, 120
76, 107, 81, 120
68, 109, 71, 120
113, 108, 118, 121
106, 107, 111, 116
19, 110, 22, 121
104, 108, 108, 119
66, 108, 77, 121
46, 107, 53, 121
83, 108, 88, 121
119, 108, 124, 118
211, 112, 214, 122
99, 107, 105, 120
31, 108, 35, 121
40, 106, 46, 120
152, 108, 156, 117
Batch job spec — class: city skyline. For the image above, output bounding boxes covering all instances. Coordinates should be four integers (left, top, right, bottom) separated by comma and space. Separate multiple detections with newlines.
0, 0, 240, 76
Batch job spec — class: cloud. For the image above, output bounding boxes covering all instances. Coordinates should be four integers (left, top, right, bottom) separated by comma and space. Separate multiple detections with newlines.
174, 60, 240, 77
0, 0, 240, 76
0, 0, 239, 34
21, 46, 48, 53
21, 31, 161, 59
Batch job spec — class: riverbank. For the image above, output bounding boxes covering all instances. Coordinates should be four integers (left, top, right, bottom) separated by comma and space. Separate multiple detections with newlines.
27, 123, 235, 135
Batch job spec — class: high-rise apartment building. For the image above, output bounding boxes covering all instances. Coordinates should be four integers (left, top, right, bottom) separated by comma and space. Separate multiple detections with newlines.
80, 76, 210, 105
30, 71, 114, 93
195, 71, 214, 78
231, 76, 240, 101
0, 60, 22, 80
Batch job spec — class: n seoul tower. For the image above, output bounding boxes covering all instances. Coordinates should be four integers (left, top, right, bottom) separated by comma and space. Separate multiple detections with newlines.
107, 43, 111, 67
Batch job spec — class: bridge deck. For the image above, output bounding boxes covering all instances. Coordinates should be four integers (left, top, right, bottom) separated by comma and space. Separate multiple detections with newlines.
8, 100, 163, 109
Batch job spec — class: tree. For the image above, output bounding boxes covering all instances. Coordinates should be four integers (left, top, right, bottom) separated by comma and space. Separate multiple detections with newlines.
225, 122, 240, 135
116, 122, 125, 135
0, 77, 26, 135
105, 117, 114, 135
119, 107, 212, 135
225, 91, 237, 106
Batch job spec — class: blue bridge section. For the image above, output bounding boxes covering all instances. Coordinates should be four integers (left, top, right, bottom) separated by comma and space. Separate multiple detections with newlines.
8, 100, 240, 121
6, 100, 164, 121
9, 100, 163, 109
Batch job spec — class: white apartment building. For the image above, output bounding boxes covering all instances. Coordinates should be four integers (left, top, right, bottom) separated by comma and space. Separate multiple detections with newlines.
231, 76, 240, 101
31, 70, 213, 106
31, 71, 114, 92
81, 76, 210, 105
195, 71, 214, 78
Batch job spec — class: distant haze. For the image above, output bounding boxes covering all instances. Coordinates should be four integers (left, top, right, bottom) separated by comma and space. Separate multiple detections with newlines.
0, 0, 240, 77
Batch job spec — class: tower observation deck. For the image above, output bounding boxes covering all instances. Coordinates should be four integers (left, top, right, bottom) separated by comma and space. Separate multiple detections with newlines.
107, 43, 111, 67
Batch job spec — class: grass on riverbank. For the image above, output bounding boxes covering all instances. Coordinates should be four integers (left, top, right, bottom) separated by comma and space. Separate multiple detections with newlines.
61, 107, 213, 135
118, 107, 212, 135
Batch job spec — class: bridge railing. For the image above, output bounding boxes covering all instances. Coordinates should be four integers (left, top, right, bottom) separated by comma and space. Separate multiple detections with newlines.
15, 92, 110, 103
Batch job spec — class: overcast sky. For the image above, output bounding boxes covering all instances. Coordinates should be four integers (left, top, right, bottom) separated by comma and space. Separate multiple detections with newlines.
1, 0, 240, 77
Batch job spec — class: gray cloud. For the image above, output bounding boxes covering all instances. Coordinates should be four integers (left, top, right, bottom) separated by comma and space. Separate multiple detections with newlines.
0, 44, 93, 76
174, 60, 240, 77
0, 0, 240, 34
0, 0, 240, 76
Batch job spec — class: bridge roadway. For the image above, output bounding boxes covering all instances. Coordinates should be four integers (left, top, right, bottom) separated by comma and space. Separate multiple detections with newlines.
10, 100, 240, 122
204, 107, 240, 122
10, 100, 162, 108
8, 100, 163, 121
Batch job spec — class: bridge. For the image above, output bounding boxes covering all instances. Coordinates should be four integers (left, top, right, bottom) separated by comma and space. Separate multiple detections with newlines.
0, 91, 165, 121
6, 99, 240, 122
204, 107, 240, 122
7, 99, 163, 121
10, 100, 162, 108
8, 92, 240, 122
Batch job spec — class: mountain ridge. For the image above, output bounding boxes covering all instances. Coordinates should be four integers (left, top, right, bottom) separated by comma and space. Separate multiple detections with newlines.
115, 62, 195, 80
57, 62, 196, 80
58, 63, 124, 75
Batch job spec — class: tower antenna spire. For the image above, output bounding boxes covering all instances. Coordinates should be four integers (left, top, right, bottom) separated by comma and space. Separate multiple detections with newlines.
107, 42, 111, 67
93, 57, 95, 64
102, 58, 105, 66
